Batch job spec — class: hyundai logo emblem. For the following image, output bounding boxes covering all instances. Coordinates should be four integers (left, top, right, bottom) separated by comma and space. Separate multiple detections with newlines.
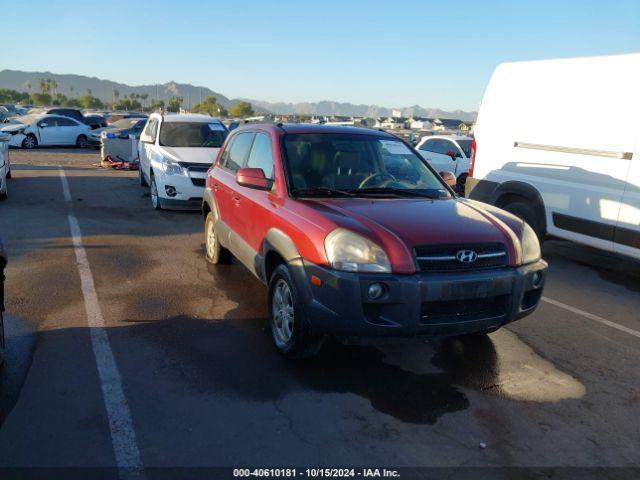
456, 249, 478, 263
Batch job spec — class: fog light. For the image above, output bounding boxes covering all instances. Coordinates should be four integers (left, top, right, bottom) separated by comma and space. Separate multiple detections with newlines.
367, 283, 385, 300
532, 271, 543, 287
165, 185, 177, 197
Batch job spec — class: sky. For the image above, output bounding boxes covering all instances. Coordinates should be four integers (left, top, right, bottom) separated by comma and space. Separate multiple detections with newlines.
2, 0, 639, 111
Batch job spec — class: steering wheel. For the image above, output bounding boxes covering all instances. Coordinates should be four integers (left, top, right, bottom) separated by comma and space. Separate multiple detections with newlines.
359, 172, 398, 189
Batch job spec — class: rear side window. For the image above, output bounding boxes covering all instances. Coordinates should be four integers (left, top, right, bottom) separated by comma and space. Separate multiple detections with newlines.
57, 117, 77, 126
222, 132, 255, 172
245, 133, 274, 179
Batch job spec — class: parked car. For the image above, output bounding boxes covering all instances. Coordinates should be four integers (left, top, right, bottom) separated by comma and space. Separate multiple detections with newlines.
89, 117, 148, 146
0, 132, 10, 200
138, 113, 228, 210
416, 135, 472, 192
82, 114, 108, 130
0, 238, 5, 367
0, 107, 10, 124
43, 107, 84, 122
466, 53, 640, 260
203, 124, 547, 358
0, 114, 92, 149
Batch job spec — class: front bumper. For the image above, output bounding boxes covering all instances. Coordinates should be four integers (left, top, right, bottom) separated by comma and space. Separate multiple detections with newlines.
294, 259, 548, 340
153, 168, 206, 211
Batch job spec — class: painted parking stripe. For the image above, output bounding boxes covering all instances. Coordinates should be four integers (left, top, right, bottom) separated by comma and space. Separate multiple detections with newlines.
542, 296, 640, 339
59, 167, 145, 479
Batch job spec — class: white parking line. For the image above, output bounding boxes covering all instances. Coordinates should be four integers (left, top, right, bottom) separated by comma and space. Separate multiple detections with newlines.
59, 167, 145, 479
542, 296, 640, 339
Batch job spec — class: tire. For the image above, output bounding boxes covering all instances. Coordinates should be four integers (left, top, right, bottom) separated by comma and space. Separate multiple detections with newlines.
503, 201, 543, 240
204, 211, 231, 264
5, 168, 11, 179
139, 166, 148, 187
76, 135, 89, 149
150, 174, 162, 210
0, 173, 7, 200
268, 264, 324, 358
22, 134, 37, 149
456, 173, 468, 196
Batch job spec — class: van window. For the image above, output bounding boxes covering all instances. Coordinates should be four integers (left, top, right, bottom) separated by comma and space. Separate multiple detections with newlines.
223, 132, 255, 172
245, 133, 274, 179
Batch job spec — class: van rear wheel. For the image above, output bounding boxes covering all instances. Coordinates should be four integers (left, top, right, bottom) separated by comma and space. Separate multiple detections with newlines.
503, 201, 543, 240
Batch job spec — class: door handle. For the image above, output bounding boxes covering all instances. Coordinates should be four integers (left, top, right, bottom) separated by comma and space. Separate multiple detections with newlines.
232, 195, 241, 205
213, 182, 219, 191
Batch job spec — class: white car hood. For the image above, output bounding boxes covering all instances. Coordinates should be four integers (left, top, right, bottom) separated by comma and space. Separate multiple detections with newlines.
1, 123, 28, 133
159, 146, 220, 165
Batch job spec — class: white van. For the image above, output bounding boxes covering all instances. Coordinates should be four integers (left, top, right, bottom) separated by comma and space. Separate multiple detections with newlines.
466, 53, 640, 260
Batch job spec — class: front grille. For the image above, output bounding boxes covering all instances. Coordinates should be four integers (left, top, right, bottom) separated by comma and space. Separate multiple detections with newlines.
421, 295, 509, 324
415, 242, 508, 272
190, 178, 206, 187
178, 162, 211, 172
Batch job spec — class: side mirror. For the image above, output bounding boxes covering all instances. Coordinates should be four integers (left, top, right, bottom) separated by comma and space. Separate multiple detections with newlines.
236, 167, 272, 190
446, 150, 458, 160
439, 171, 457, 188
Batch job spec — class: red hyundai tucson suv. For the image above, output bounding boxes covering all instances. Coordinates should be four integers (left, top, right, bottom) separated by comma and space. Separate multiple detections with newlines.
202, 124, 547, 357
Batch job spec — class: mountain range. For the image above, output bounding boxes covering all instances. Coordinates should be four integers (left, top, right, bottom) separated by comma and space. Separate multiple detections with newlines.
0, 69, 477, 120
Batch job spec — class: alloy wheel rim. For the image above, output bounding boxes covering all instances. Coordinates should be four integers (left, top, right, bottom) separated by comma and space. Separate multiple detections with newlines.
271, 279, 295, 347
151, 179, 158, 208
206, 220, 216, 258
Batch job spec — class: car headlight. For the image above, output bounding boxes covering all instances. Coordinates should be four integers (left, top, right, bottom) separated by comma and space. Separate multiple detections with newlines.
521, 222, 541, 264
324, 228, 391, 273
162, 157, 185, 176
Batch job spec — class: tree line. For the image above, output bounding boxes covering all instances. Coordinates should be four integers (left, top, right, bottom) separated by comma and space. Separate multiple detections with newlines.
1, 79, 257, 118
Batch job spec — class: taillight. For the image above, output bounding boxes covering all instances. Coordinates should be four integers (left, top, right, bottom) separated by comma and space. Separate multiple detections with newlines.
469, 137, 477, 177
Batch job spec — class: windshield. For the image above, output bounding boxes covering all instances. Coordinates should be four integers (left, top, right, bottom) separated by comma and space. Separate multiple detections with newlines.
457, 139, 472, 158
159, 122, 228, 148
283, 133, 451, 198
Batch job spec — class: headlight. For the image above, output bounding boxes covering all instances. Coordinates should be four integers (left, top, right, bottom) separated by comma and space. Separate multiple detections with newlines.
324, 228, 391, 273
162, 157, 185, 176
521, 222, 541, 264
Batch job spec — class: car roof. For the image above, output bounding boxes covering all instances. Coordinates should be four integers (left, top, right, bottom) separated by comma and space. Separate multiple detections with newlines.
156, 113, 223, 123
235, 123, 397, 138
424, 135, 472, 141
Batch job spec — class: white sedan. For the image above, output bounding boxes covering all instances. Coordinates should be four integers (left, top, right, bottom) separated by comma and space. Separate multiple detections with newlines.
0, 114, 92, 149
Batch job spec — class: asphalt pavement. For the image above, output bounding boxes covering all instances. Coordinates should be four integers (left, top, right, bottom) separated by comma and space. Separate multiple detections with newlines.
0, 148, 638, 479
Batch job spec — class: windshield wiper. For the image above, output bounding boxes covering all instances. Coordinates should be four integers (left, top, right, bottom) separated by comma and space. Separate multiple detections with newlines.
290, 187, 356, 198
347, 187, 447, 199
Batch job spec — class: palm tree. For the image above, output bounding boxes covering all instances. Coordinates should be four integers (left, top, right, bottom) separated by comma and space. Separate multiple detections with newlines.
86, 88, 93, 96
140, 93, 149, 109
45, 78, 52, 95
113, 89, 120, 106
39, 79, 47, 94
51, 79, 58, 98
70, 85, 75, 97
25, 81, 32, 93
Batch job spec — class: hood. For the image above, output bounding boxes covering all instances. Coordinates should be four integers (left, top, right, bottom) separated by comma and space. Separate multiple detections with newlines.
159, 146, 220, 165
307, 197, 520, 272
1, 123, 28, 133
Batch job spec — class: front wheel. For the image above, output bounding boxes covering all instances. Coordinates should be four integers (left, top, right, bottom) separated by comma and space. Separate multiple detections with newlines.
150, 174, 162, 210
204, 212, 231, 264
139, 166, 148, 187
268, 264, 323, 358
22, 134, 37, 149
76, 135, 89, 149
